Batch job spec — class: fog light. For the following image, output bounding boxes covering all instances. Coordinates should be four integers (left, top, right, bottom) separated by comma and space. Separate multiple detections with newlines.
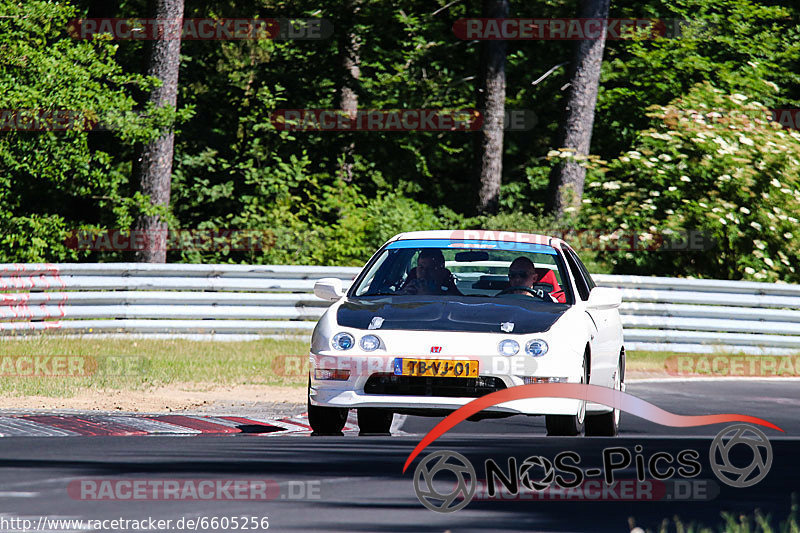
498, 339, 520, 356
360, 334, 381, 351
332, 332, 355, 351
315, 369, 351, 381
525, 339, 548, 357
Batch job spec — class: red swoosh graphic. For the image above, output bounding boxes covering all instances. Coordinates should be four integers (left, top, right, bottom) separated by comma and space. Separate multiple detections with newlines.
402, 383, 783, 473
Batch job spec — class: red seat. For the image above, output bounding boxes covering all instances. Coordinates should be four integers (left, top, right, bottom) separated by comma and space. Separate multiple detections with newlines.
535, 268, 566, 303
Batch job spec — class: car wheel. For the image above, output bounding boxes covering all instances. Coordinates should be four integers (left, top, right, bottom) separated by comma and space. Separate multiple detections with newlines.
357, 408, 394, 436
308, 381, 348, 436
545, 354, 587, 436
585, 354, 624, 437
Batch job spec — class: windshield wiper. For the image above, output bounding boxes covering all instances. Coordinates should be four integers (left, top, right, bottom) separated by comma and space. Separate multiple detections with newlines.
362, 292, 399, 297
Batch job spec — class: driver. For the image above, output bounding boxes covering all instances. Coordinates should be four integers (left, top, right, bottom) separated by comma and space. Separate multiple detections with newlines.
502, 257, 566, 303
505, 257, 542, 297
400, 249, 461, 295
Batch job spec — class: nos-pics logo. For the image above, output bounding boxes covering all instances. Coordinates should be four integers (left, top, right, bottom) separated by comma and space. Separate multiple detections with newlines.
414, 450, 477, 513
413, 424, 772, 513
709, 424, 772, 488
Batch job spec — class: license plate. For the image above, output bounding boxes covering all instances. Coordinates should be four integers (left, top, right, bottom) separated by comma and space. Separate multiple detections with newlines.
393, 358, 479, 378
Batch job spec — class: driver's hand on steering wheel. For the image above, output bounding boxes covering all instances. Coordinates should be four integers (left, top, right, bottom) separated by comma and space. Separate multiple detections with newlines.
497, 285, 547, 300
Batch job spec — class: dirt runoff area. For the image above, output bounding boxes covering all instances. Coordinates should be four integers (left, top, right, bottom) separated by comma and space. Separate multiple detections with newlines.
0, 383, 306, 415
0, 370, 690, 415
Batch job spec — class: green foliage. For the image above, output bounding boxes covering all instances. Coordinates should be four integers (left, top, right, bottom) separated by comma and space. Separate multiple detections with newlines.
2, 0, 800, 278
597, 0, 800, 157
0, 0, 164, 262
585, 83, 800, 281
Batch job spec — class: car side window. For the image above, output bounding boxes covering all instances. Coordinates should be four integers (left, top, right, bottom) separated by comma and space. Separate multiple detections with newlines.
562, 246, 590, 301
573, 250, 596, 291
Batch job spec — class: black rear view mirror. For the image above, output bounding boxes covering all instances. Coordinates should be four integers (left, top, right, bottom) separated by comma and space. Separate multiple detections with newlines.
454, 250, 489, 262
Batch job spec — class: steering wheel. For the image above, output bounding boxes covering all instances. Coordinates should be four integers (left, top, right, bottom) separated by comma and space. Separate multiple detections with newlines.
496, 286, 548, 300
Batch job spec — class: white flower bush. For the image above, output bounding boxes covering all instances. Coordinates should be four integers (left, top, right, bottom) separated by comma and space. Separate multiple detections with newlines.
585, 83, 800, 281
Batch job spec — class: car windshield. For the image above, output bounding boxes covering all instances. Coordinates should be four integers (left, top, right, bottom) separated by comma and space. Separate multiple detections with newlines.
350, 239, 573, 304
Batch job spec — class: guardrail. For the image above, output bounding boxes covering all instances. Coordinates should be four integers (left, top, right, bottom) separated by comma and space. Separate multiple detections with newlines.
1, 264, 799, 355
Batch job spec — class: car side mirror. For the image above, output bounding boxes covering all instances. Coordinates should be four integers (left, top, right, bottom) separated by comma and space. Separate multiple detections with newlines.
586, 287, 621, 310
314, 278, 344, 302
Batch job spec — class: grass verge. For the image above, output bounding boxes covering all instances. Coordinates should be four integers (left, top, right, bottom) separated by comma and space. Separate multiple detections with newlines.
0, 336, 309, 397
626, 350, 800, 378
630, 493, 798, 533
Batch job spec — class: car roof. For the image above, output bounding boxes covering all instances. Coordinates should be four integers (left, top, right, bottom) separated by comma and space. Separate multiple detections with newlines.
389, 230, 567, 249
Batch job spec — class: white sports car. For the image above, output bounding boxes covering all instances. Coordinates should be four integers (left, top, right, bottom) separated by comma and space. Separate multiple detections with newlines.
307, 230, 625, 436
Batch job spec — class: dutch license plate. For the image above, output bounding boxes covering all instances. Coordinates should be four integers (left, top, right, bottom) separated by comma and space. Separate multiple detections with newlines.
393, 358, 479, 378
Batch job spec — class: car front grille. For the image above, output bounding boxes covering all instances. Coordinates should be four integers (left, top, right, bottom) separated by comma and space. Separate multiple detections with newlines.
363, 373, 507, 398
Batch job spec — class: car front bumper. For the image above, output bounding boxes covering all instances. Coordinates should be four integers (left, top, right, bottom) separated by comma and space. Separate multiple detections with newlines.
308, 351, 586, 416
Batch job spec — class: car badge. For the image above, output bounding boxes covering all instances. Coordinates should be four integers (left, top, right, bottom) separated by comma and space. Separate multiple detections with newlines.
431, 346, 442, 354
368, 316, 384, 330
500, 322, 514, 333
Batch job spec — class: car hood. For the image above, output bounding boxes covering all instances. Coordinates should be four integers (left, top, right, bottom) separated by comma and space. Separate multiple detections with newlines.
336, 296, 569, 334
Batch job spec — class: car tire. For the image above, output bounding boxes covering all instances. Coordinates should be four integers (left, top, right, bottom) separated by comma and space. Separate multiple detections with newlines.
357, 408, 394, 436
545, 353, 587, 437
545, 413, 584, 436
584, 409, 617, 437
585, 353, 624, 437
308, 382, 348, 436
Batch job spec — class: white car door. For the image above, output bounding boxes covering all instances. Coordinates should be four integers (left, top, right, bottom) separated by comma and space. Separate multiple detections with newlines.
561, 245, 619, 387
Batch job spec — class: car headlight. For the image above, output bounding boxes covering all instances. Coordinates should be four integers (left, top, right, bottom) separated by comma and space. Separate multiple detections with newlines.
498, 339, 520, 356
331, 332, 355, 351
525, 339, 549, 357
360, 334, 381, 351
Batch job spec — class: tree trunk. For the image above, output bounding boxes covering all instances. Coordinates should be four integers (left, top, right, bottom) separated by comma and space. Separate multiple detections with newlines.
134, 0, 184, 263
474, 0, 509, 214
336, 0, 361, 182
546, 0, 610, 220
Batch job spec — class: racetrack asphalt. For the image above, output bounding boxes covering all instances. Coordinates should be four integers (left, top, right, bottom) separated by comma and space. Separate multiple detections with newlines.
0, 380, 797, 532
